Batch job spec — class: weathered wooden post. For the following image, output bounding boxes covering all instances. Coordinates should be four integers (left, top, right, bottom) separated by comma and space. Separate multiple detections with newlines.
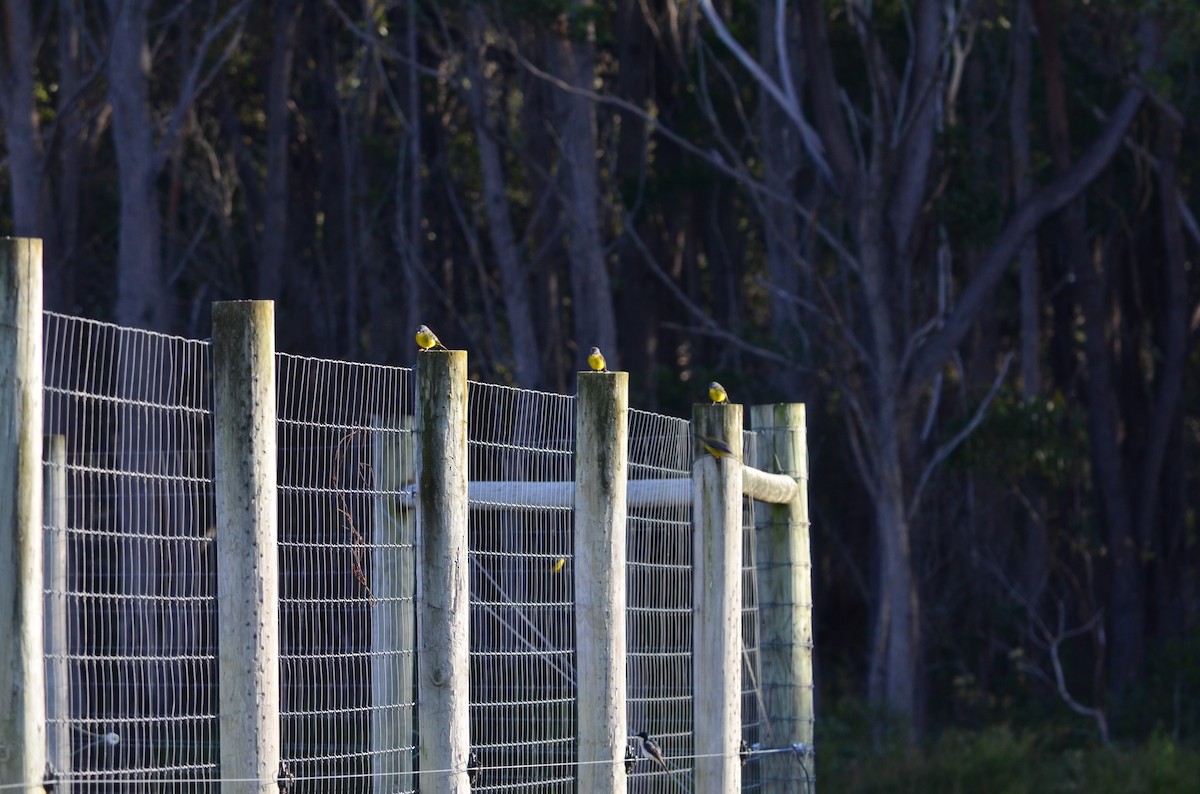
0, 237, 47, 794
692, 402, 743, 793
574, 369, 629, 792
44, 435, 71, 791
212, 300, 282, 793
750, 404, 814, 793
372, 416, 416, 793
415, 350, 472, 792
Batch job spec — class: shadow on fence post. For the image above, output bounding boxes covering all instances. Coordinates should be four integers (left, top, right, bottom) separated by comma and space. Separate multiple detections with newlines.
415, 350, 471, 792
0, 237, 47, 794
749, 404, 814, 794
212, 300, 281, 793
692, 402, 744, 793
574, 369, 629, 792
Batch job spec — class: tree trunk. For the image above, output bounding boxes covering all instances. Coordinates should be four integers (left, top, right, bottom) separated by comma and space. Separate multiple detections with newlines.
866, 410, 919, 723
1, 0, 44, 236
1144, 111, 1189, 639
464, 7, 542, 388
107, 0, 170, 331
551, 6, 619, 366
259, 0, 299, 301
1010, 0, 1040, 398
757, 0, 801, 346
1031, 0, 1141, 696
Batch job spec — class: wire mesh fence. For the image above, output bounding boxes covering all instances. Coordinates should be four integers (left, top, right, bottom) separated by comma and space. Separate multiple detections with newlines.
275, 353, 417, 793
42, 312, 218, 791
626, 408, 694, 791
24, 308, 797, 792
466, 381, 577, 791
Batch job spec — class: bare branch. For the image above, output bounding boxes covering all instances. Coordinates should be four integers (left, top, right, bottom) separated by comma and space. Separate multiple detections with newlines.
696, 0, 832, 183
907, 351, 1013, 521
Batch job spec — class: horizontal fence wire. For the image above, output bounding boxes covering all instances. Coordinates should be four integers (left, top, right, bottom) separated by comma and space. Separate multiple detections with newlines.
276, 354, 417, 794
626, 408, 694, 792
41, 312, 219, 792
466, 381, 578, 791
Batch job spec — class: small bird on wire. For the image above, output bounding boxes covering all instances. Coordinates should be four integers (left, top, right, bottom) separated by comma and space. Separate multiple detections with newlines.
635, 731, 672, 775
587, 346, 607, 372
467, 750, 481, 786
551, 557, 567, 573
698, 434, 739, 462
708, 381, 728, 404
415, 324, 447, 351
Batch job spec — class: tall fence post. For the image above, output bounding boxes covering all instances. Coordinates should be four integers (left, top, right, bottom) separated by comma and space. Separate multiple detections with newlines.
749, 404, 814, 793
0, 237, 47, 794
575, 370, 629, 792
212, 300, 281, 793
692, 402, 743, 793
372, 416, 416, 793
43, 435, 70, 791
415, 350, 471, 792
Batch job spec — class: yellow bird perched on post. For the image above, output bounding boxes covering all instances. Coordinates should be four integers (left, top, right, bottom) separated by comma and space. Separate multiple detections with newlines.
708, 381, 728, 404
415, 324, 446, 351
587, 346, 607, 372
699, 434, 739, 462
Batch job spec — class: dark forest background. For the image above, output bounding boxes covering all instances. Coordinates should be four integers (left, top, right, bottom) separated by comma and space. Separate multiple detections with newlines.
3, 0, 1200, 783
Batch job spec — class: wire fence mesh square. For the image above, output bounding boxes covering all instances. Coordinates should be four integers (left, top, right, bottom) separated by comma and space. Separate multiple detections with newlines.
42, 312, 219, 792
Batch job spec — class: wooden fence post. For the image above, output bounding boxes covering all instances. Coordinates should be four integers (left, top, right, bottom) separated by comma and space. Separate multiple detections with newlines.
212, 300, 281, 793
44, 435, 71, 791
0, 237, 47, 794
692, 402, 743, 793
372, 416, 416, 793
749, 404, 814, 793
415, 350, 471, 792
575, 370, 629, 792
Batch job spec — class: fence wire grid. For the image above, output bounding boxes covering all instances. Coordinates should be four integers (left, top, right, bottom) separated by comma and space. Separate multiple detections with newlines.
276, 353, 417, 794
42, 312, 218, 792
29, 314, 786, 792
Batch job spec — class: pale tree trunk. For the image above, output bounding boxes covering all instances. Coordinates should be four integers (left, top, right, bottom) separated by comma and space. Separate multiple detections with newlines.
551, 6, 619, 366
0, 0, 44, 235
259, 0, 299, 301
702, 0, 1149, 730
464, 7, 542, 388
